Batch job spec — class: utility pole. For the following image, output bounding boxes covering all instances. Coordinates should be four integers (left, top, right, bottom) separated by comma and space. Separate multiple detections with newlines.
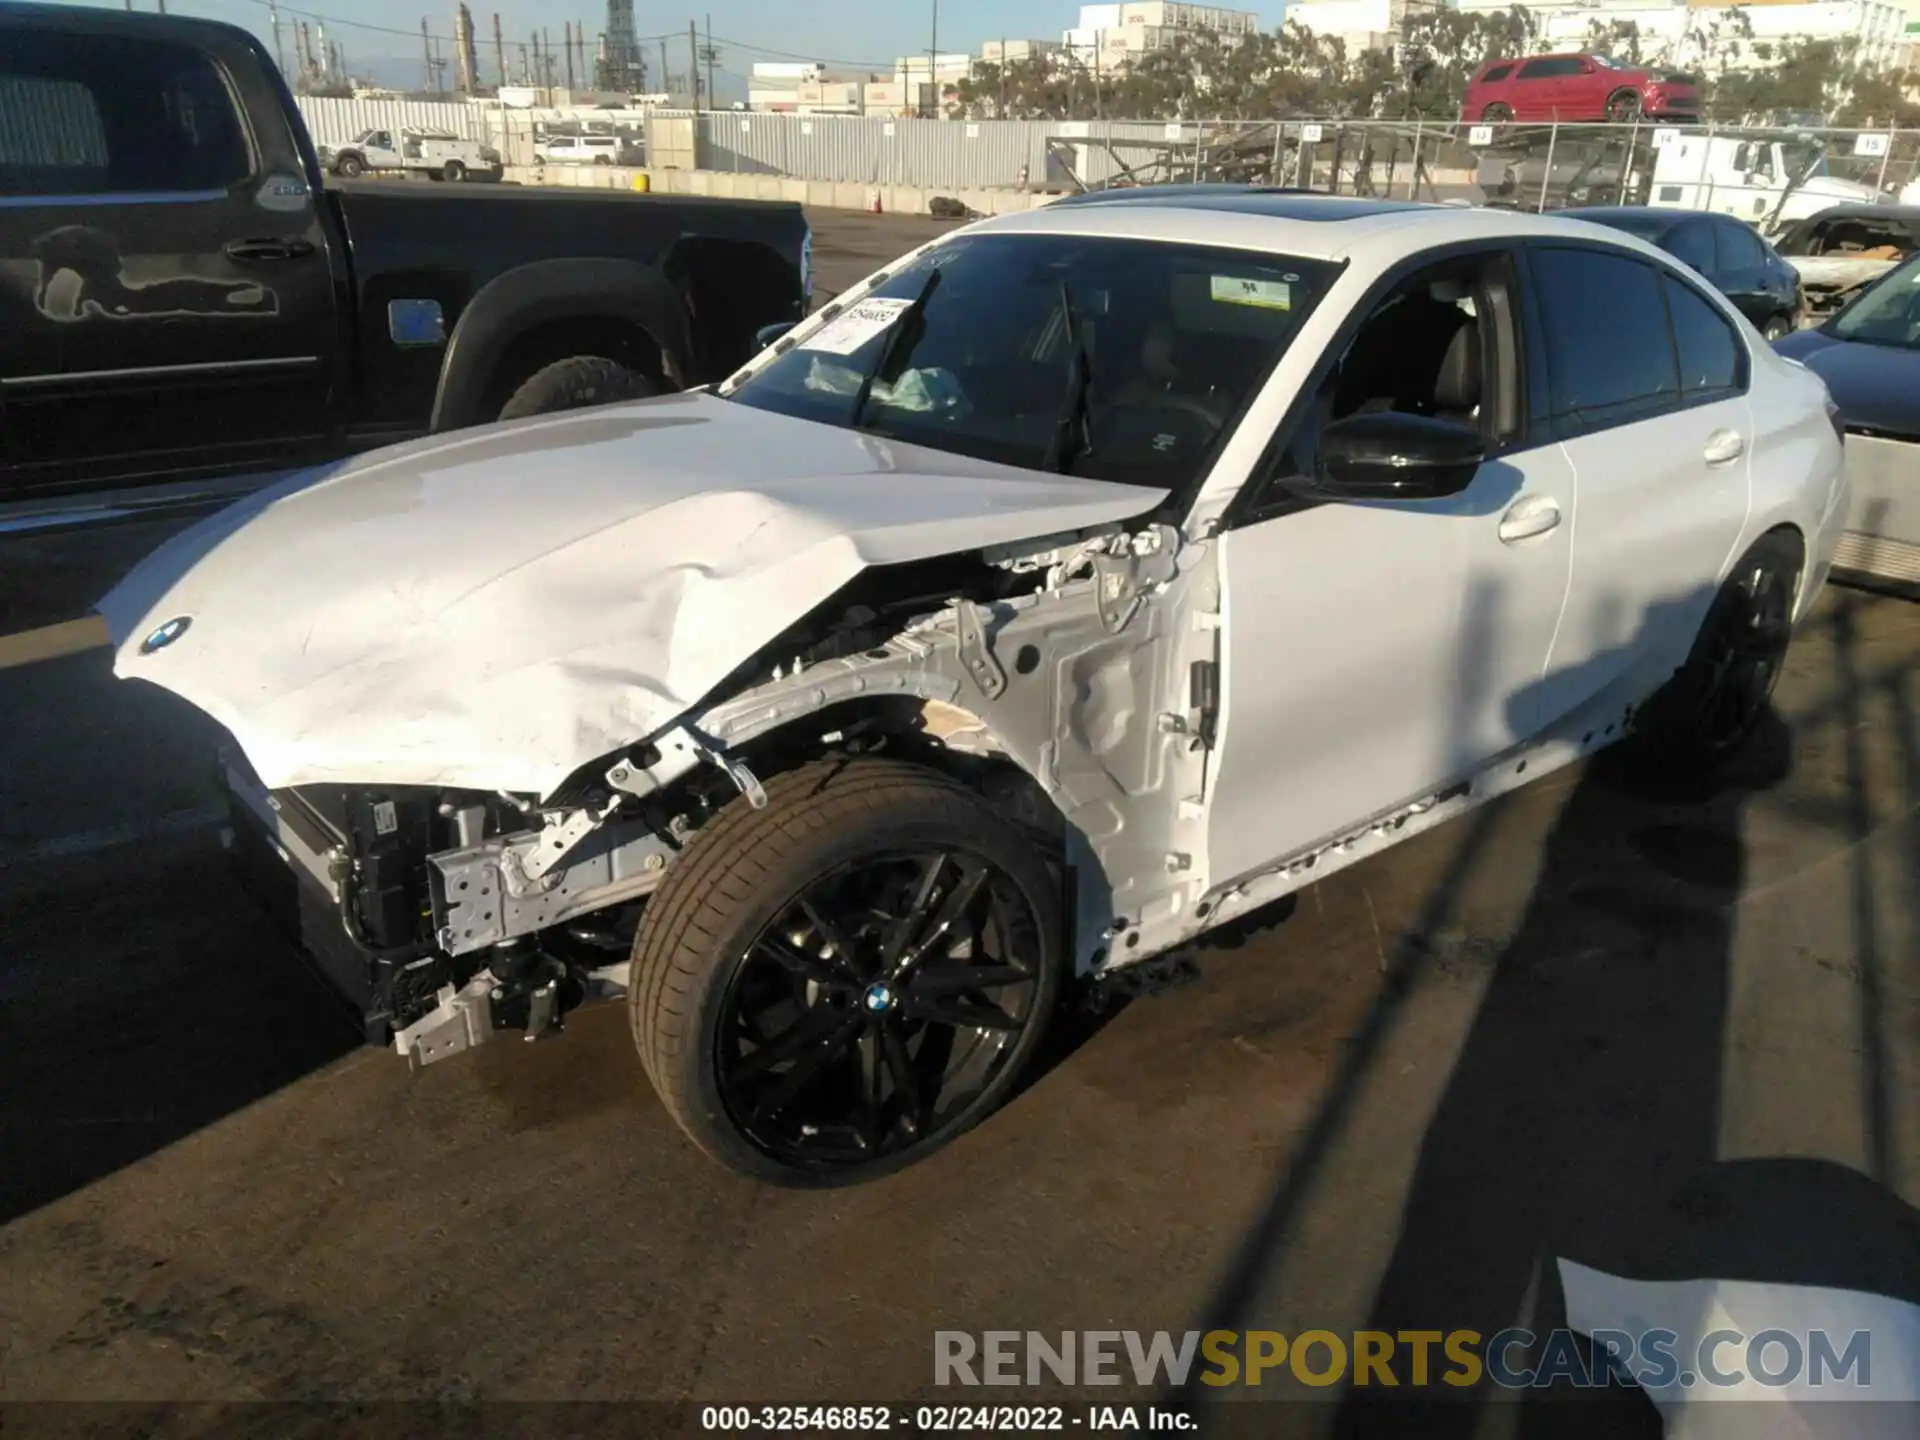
518, 43, 529, 86
705, 14, 715, 113
564, 21, 576, 91
542, 28, 553, 88
929, 0, 938, 118
660, 40, 671, 100
493, 12, 506, 88
269, 0, 287, 77
421, 18, 434, 92
689, 21, 700, 112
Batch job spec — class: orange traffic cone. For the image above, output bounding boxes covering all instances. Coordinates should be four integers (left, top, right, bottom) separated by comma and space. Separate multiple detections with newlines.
868, 188, 883, 214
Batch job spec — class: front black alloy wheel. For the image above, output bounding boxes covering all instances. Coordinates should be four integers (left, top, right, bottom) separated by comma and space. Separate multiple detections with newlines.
719, 850, 1043, 1169
631, 760, 1062, 1185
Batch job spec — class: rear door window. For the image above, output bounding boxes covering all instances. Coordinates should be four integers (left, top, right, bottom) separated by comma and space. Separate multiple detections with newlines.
1516, 59, 1557, 80
1528, 245, 1680, 435
0, 29, 249, 196
1663, 276, 1743, 396
1665, 223, 1716, 277
1716, 223, 1766, 274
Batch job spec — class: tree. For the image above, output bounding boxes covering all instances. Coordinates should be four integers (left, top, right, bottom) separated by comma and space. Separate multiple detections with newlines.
1584, 19, 1646, 69
1399, 7, 1539, 117
945, 9, 1917, 129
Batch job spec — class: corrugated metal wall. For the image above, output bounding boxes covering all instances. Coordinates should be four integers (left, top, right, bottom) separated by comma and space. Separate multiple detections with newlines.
293, 96, 490, 148
668, 111, 1240, 190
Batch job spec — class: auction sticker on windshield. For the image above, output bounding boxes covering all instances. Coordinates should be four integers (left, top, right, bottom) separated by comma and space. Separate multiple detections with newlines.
799, 298, 916, 355
1211, 275, 1291, 310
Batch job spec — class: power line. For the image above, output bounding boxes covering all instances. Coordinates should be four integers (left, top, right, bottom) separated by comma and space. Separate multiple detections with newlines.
213, 0, 675, 55
707, 33, 899, 71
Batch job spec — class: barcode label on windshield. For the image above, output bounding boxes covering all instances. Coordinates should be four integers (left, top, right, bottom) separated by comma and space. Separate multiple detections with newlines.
1211, 276, 1291, 310
799, 298, 915, 355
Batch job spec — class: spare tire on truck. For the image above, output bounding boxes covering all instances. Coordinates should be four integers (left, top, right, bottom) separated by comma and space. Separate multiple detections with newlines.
496, 356, 660, 420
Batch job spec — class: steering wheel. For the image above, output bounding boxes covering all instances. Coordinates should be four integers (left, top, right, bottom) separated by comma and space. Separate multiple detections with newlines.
1142, 391, 1230, 430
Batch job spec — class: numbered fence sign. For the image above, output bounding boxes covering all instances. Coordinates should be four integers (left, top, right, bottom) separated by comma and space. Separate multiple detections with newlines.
1467, 125, 1493, 147
1651, 127, 1680, 149
1854, 132, 1891, 158
1164, 122, 1183, 140
1301, 123, 1324, 143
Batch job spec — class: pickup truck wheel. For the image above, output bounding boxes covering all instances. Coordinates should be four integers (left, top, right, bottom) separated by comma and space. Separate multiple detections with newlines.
1608, 90, 1643, 122
496, 356, 659, 420
629, 759, 1063, 1186
1632, 530, 1801, 774
442, 160, 466, 182
1482, 103, 1513, 124
335, 153, 366, 178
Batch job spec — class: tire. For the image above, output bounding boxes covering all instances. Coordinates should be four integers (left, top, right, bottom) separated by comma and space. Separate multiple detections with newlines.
335, 153, 366, 178
1608, 90, 1643, 122
1632, 530, 1802, 773
1482, 103, 1513, 124
1762, 314, 1793, 342
442, 160, 466, 182
496, 355, 660, 421
630, 759, 1064, 1186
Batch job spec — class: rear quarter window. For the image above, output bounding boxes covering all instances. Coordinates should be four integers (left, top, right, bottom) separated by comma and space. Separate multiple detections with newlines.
1480, 64, 1514, 83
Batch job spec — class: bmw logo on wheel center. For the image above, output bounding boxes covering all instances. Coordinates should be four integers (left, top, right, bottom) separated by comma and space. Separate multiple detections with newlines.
863, 981, 897, 1014
139, 616, 192, 655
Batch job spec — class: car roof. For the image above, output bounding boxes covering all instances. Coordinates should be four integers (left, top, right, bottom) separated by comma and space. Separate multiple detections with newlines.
1048, 189, 1429, 220
959, 193, 1679, 270
1570, 206, 1685, 230
1795, 204, 1920, 223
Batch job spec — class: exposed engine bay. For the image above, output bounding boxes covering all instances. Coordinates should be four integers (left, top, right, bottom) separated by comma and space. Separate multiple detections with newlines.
221, 520, 1225, 1068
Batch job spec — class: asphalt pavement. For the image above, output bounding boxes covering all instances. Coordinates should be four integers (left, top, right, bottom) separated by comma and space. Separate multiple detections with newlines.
0, 209, 1915, 1435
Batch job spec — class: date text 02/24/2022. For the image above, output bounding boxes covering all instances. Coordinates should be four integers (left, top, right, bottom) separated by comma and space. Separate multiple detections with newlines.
698, 1404, 1198, 1431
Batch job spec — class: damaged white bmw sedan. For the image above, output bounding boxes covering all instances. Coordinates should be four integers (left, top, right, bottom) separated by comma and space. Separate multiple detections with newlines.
104, 194, 1848, 1184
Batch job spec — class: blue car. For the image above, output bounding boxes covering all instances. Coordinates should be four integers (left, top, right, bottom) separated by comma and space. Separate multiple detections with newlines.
1775, 252, 1920, 591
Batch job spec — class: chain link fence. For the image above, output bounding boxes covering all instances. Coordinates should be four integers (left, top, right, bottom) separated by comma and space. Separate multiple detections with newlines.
295, 97, 1920, 224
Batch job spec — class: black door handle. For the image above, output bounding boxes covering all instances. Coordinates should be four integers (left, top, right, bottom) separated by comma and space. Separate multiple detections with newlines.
225, 238, 316, 263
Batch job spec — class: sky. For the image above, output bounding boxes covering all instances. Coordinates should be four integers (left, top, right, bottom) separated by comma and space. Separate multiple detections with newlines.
72, 0, 1283, 90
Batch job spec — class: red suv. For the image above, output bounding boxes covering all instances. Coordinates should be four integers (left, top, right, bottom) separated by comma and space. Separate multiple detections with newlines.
1462, 53, 1699, 124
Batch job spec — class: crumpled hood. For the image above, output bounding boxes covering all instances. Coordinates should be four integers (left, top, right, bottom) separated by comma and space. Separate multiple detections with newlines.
101, 392, 1164, 797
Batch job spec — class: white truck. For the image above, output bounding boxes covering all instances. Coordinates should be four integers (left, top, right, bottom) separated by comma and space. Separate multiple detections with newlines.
322, 127, 502, 182
1645, 133, 1885, 233
534, 133, 625, 166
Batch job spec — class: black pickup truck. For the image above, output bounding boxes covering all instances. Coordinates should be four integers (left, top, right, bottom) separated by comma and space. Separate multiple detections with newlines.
0, 3, 810, 501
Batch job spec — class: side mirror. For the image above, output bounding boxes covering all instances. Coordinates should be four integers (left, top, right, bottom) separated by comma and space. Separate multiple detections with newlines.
1310, 412, 1485, 501
755, 321, 797, 350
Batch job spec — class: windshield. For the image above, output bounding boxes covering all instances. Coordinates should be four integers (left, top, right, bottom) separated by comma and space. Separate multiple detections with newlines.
1783, 141, 1826, 179
725, 234, 1337, 488
1830, 253, 1920, 349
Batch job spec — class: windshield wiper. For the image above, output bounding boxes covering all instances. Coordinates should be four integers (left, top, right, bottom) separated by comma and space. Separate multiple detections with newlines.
848, 268, 941, 432
1043, 280, 1096, 474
